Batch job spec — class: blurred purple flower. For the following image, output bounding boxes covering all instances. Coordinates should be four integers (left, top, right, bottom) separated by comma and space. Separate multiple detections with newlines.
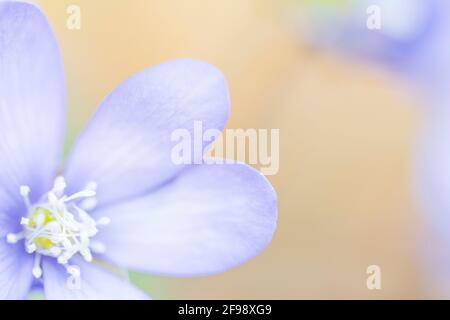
415, 105, 450, 296
296, 0, 450, 95
295, 0, 450, 296
0, 2, 277, 299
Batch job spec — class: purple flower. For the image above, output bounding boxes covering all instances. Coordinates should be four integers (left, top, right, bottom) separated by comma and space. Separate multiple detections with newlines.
414, 105, 450, 296
297, 0, 450, 94
417, 106, 450, 241
0, 2, 277, 299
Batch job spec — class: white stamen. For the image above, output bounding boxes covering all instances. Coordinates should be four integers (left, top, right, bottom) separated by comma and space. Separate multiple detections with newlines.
80, 197, 97, 211
52, 176, 67, 197
49, 246, 62, 257
32, 254, 42, 279
5, 177, 109, 281
34, 213, 45, 227
6, 232, 23, 244
65, 190, 96, 202
90, 241, 106, 254
80, 247, 93, 262
57, 255, 68, 265
20, 186, 31, 209
26, 243, 37, 254
47, 192, 59, 206
76, 208, 97, 227
20, 185, 31, 196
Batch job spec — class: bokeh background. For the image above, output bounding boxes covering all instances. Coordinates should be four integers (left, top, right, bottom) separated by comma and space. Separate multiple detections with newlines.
35, 0, 429, 299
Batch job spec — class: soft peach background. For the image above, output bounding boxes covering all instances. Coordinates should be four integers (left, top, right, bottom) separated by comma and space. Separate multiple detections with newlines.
36, 0, 424, 298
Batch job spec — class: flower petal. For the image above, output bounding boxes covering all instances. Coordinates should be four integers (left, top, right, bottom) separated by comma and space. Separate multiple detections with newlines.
417, 107, 450, 243
95, 163, 277, 276
0, 239, 34, 299
0, 2, 66, 234
64, 59, 230, 207
42, 258, 150, 300
303, 0, 437, 64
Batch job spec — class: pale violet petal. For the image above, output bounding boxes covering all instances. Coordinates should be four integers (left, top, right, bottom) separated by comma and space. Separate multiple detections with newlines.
64, 59, 230, 208
43, 257, 150, 300
0, 2, 66, 234
0, 239, 34, 299
95, 163, 277, 276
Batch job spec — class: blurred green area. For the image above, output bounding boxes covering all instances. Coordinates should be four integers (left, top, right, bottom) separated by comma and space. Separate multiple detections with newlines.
129, 272, 169, 299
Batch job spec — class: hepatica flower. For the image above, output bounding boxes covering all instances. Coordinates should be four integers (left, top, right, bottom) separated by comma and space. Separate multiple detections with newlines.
0, 2, 277, 299
293, 0, 450, 94
418, 106, 450, 247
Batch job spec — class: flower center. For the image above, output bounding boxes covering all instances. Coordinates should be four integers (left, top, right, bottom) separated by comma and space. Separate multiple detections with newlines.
6, 176, 109, 280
